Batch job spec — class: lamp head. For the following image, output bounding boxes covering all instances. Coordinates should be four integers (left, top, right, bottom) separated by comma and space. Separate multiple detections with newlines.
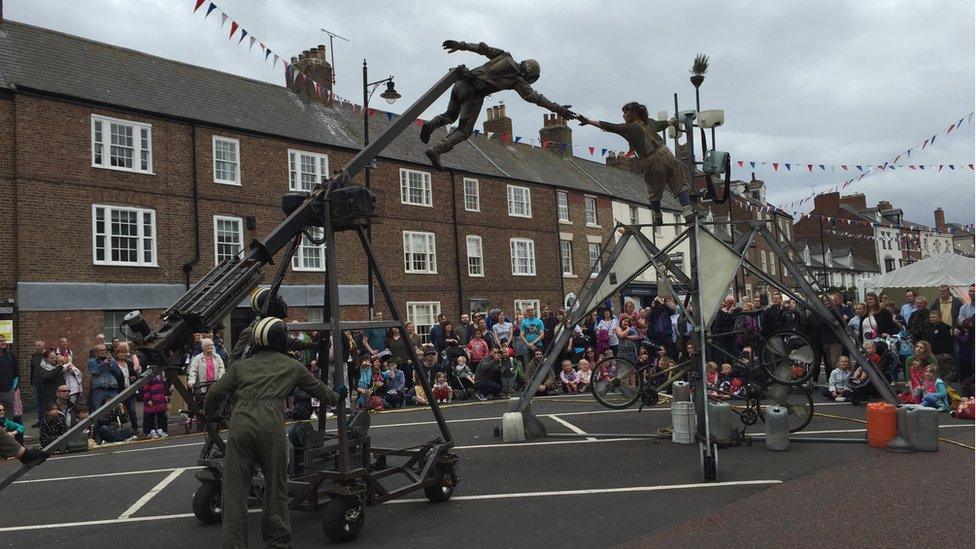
380, 80, 400, 104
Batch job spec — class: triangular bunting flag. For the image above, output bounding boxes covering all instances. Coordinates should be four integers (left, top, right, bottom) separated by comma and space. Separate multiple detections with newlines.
273, 55, 279, 68
749, 161, 756, 169
515, 136, 523, 143
561, 143, 569, 152
229, 21, 238, 38
922, 139, 929, 149
784, 163, 791, 171
386, 112, 394, 122
737, 160, 744, 167
856, 165, 863, 171
946, 123, 955, 134
238, 29, 248, 44
473, 129, 481, 136
501, 133, 511, 144
205, 3, 218, 18
773, 163, 779, 171
969, 164, 974, 170
194, 0, 207, 12
819, 164, 825, 171
841, 165, 848, 171
930, 135, 937, 145
807, 164, 813, 172
265, 48, 272, 61
415, 119, 425, 127
248, 36, 256, 50
949, 164, 955, 170
220, 13, 228, 27
368, 108, 377, 118
909, 165, 916, 170
601, 148, 607, 156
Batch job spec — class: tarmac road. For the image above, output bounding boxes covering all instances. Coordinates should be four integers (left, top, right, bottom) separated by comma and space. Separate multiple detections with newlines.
1, 395, 973, 548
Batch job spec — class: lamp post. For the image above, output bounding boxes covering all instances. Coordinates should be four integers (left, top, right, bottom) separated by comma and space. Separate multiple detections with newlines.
362, 59, 400, 319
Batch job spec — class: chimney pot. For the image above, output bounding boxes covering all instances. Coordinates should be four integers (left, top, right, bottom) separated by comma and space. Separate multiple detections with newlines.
499, 104, 506, 118
485, 108, 493, 120
317, 45, 326, 59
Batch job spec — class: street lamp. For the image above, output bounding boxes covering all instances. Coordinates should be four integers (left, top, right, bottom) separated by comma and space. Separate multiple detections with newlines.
362, 59, 400, 319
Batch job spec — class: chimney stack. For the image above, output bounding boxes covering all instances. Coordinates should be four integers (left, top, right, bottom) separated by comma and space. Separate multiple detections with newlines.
482, 104, 512, 138
934, 207, 946, 232
877, 200, 893, 211
539, 113, 573, 156
287, 44, 334, 106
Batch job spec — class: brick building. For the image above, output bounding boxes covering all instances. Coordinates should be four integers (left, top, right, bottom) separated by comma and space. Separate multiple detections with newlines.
0, 19, 683, 393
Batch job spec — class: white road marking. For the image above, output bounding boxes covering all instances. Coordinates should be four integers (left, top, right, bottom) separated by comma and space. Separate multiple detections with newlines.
547, 415, 596, 441
455, 437, 643, 450
0, 509, 263, 533
119, 467, 190, 519
387, 479, 783, 504
14, 466, 202, 484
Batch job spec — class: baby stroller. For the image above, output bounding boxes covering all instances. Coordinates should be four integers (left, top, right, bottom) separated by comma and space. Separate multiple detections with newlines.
177, 380, 216, 434
442, 352, 475, 401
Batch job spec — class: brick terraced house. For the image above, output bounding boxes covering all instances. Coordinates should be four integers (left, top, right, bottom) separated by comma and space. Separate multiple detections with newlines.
0, 19, 685, 400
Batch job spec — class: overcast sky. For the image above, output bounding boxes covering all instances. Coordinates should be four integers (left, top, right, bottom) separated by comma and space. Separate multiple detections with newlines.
8, 0, 974, 225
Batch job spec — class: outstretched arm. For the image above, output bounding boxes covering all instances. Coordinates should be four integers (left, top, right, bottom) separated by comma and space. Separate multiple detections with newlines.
512, 82, 573, 118
443, 40, 508, 59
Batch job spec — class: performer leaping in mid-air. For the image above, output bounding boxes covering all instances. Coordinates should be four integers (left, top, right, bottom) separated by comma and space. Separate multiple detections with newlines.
421, 40, 575, 170
579, 103, 694, 225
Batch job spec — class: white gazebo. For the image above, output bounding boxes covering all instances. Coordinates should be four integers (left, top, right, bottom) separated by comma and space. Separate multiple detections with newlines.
859, 253, 975, 302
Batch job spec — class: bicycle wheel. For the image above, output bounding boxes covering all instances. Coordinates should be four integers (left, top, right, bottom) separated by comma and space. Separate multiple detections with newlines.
760, 330, 820, 386
758, 382, 814, 433
591, 355, 643, 409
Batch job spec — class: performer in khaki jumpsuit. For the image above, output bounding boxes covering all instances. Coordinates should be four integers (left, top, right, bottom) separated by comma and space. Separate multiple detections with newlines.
205, 317, 346, 548
581, 102, 693, 224
421, 40, 574, 170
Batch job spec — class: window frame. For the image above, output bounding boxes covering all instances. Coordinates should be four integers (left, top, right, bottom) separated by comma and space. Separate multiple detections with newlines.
212, 136, 242, 186
584, 195, 599, 226
628, 204, 639, 226
507, 185, 533, 218
514, 299, 541, 315
103, 311, 130, 341
400, 168, 434, 207
407, 301, 441, 344
587, 242, 601, 278
288, 149, 330, 192
213, 215, 244, 265
560, 239, 574, 276
557, 191, 571, 223
509, 238, 537, 276
463, 177, 480, 212
91, 204, 158, 267
403, 231, 438, 274
466, 234, 484, 277
668, 252, 685, 272
292, 227, 327, 272
90, 114, 154, 175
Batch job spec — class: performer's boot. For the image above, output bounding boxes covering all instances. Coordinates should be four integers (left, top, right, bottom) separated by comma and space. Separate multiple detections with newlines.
678, 191, 696, 222
426, 130, 468, 171
651, 201, 664, 227
420, 115, 448, 144
425, 148, 443, 171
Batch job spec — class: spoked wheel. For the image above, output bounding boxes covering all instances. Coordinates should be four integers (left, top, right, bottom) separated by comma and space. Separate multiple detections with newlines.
192, 481, 222, 524
758, 383, 814, 433
591, 356, 643, 409
322, 495, 365, 543
760, 330, 820, 386
424, 463, 457, 503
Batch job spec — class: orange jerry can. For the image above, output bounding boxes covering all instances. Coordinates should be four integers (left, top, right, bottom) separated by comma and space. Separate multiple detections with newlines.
867, 402, 897, 448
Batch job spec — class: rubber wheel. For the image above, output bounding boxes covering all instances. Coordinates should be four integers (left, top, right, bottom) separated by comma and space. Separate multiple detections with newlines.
424, 464, 456, 503
192, 481, 222, 524
760, 330, 821, 386
591, 356, 643, 409
758, 383, 814, 433
321, 496, 365, 543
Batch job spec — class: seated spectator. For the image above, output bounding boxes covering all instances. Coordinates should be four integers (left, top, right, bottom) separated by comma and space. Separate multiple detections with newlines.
473, 348, 503, 401
824, 355, 853, 402
919, 365, 949, 411
899, 357, 928, 404
705, 362, 724, 399
354, 360, 373, 409
577, 359, 592, 393
903, 340, 939, 382
0, 403, 25, 445
717, 362, 743, 397
407, 377, 428, 406
522, 348, 557, 396
432, 372, 452, 404
93, 409, 136, 444
39, 403, 67, 447
382, 359, 406, 408
559, 360, 579, 394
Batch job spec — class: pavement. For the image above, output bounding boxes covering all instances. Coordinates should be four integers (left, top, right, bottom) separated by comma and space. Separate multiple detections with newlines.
1, 394, 973, 548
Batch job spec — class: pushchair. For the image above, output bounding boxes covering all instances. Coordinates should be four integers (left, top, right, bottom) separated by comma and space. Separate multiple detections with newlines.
441, 351, 475, 401
177, 380, 216, 434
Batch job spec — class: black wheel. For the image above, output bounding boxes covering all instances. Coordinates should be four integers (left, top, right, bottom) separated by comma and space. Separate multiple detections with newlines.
322, 496, 365, 543
759, 330, 820, 386
192, 481, 222, 524
591, 356, 643, 409
424, 463, 456, 503
758, 383, 814, 433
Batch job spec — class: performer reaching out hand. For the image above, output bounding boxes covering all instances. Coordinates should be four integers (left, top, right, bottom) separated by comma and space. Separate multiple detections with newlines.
579, 103, 694, 225
421, 40, 575, 170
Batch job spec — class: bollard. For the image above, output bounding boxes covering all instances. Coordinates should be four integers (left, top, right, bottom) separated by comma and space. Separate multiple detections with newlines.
501, 412, 526, 443
672, 381, 691, 402
764, 406, 790, 451
671, 401, 696, 444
